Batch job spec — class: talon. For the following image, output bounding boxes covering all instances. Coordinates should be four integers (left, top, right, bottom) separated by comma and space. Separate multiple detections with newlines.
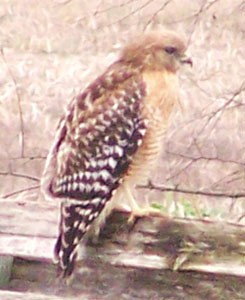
128, 206, 163, 223
128, 211, 141, 225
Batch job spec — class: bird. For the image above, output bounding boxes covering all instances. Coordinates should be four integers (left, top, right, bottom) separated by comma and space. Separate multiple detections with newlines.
41, 29, 192, 280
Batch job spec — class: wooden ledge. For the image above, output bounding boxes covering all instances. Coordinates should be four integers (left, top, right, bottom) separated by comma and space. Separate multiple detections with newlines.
0, 197, 244, 277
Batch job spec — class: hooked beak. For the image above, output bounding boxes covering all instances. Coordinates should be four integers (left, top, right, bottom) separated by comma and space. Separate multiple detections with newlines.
180, 54, 193, 67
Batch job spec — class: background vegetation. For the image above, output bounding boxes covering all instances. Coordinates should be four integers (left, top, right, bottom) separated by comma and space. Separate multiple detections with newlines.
0, 0, 244, 224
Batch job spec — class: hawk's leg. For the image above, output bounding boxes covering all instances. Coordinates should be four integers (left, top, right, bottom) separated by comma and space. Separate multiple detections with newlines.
123, 184, 163, 225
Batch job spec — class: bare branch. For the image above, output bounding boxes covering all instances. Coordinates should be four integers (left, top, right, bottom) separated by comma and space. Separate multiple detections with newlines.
144, 0, 172, 30
93, 0, 140, 16
2, 185, 40, 199
0, 48, 25, 157
138, 181, 245, 199
6, 156, 46, 161
188, 0, 220, 44
0, 171, 40, 182
108, 0, 153, 27
166, 150, 245, 167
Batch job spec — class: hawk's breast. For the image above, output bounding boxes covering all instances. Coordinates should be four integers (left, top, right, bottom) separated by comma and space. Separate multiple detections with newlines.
123, 69, 178, 186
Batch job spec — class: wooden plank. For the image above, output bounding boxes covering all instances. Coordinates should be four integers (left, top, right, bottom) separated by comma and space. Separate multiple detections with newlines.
9, 257, 245, 300
0, 234, 54, 261
0, 198, 58, 261
0, 199, 59, 237
93, 212, 245, 277
0, 197, 244, 278
0, 290, 82, 300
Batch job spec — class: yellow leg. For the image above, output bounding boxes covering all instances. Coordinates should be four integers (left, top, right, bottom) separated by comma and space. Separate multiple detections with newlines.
123, 184, 163, 224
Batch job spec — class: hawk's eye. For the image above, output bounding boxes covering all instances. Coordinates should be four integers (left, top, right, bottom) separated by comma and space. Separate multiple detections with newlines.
164, 46, 176, 54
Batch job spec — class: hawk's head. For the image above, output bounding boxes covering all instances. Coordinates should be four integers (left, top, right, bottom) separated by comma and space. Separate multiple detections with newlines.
120, 30, 192, 72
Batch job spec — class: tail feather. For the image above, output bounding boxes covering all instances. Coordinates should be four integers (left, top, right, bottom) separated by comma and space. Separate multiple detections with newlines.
54, 201, 102, 279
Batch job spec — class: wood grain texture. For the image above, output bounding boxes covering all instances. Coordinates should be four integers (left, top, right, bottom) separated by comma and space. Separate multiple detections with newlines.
0, 197, 244, 277
0, 290, 81, 300
0, 198, 59, 260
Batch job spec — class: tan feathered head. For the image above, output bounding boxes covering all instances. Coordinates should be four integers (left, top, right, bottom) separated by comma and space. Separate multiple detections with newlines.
120, 30, 192, 72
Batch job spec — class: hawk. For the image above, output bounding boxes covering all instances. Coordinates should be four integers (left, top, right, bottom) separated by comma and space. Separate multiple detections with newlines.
41, 30, 192, 280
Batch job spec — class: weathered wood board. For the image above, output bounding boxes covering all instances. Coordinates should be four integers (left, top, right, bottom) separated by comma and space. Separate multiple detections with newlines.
0, 199, 58, 261
0, 197, 244, 274
0, 197, 244, 299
